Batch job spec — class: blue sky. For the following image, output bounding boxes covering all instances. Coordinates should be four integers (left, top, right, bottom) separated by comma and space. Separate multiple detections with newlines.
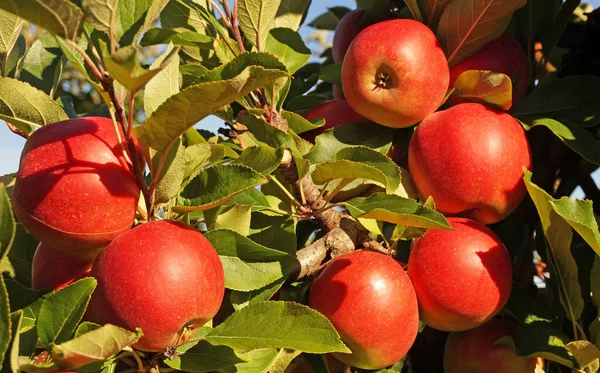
1, 0, 599, 198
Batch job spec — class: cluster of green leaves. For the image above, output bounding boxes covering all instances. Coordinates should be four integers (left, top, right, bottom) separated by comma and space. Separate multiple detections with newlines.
0, 0, 599, 372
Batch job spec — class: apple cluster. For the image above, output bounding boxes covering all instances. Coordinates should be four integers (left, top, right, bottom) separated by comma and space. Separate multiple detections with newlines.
304, 11, 537, 372
12, 117, 225, 352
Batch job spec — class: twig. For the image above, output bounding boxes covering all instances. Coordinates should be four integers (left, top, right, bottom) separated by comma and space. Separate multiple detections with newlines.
268, 175, 303, 209
123, 347, 145, 373
128, 89, 136, 138
231, 0, 247, 53
209, 0, 232, 28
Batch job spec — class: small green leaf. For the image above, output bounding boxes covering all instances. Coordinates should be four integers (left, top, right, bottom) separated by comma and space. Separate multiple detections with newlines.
132, 0, 170, 44
497, 325, 575, 367
176, 165, 268, 212
0, 0, 84, 40
233, 145, 285, 175
81, 0, 118, 31
214, 205, 253, 236
523, 170, 584, 322
336, 146, 401, 193
0, 77, 69, 134
550, 197, 600, 256
230, 277, 285, 311
104, 45, 180, 92
318, 63, 342, 87
438, 0, 526, 65
0, 184, 15, 262
184, 143, 212, 178
274, 0, 311, 31
265, 28, 310, 74
308, 7, 350, 30
344, 193, 451, 229
1, 310, 21, 373
565, 340, 600, 371
5, 223, 37, 286
452, 70, 513, 110
144, 42, 180, 117
0, 275, 10, 369
249, 212, 296, 255
37, 278, 97, 345
165, 340, 245, 372
205, 230, 297, 292
282, 110, 324, 135
134, 53, 287, 152
20, 33, 64, 96
312, 161, 388, 190
0, 9, 22, 54
237, 0, 281, 51
114, 0, 152, 45
140, 28, 214, 48
74, 322, 100, 338
206, 301, 351, 354
51, 324, 142, 370
220, 348, 279, 373
514, 75, 600, 128
152, 138, 186, 204
213, 38, 241, 64
307, 122, 394, 164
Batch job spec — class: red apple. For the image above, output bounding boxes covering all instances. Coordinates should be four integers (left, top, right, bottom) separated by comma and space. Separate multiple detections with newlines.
408, 103, 532, 224
12, 117, 140, 259
408, 218, 512, 332
332, 85, 344, 99
31, 243, 94, 291
301, 99, 367, 143
444, 319, 538, 373
447, 34, 531, 108
88, 220, 225, 352
342, 19, 449, 128
332, 9, 375, 64
309, 250, 419, 369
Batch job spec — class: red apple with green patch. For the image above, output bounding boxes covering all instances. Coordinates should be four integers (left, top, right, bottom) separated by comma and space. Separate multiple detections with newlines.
342, 19, 449, 128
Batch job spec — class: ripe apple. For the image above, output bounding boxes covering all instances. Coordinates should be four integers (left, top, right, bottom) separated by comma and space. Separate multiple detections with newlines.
408, 218, 512, 332
12, 117, 140, 259
332, 9, 375, 64
31, 243, 94, 291
444, 319, 538, 373
309, 250, 419, 369
342, 19, 449, 128
88, 220, 225, 352
301, 99, 367, 143
447, 34, 531, 108
408, 103, 532, 224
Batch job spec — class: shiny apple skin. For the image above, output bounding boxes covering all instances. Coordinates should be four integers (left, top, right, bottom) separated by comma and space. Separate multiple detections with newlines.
301, 99, 367, 143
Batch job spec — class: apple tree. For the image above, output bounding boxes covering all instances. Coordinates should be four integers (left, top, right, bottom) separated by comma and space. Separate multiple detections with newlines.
0, 0, 599, 372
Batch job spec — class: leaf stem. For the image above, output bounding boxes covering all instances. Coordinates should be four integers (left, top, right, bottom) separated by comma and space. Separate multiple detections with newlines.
123, 347, 145, 373
210, 0, 232, 28
268, 175, 303, 209
5, 122, 29, 139
231, 0, 247, 53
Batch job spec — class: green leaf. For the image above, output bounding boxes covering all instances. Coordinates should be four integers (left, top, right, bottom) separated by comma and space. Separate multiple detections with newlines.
1, 310, 21, 373
550, 197, 600, 256
518, 118, 600, 166
205, 230, 297, 292
51, 324, 142, 370
403, 0, 423, 22
233, 145, 285, 175
437, 0, 526, 65
0, 9, 22, 54
274, 0, 311, 31
140, 28, 214, 48
152, 138, 186, 204
249, 212, 296, 255
54, 36, 98, 87
308, 7, 350, 30
81, 0, 118, 31
282, 110, 323, 135
214, 205, 253, 236
514, 75, 600, 128
0, 275, 10, 369
318, 63, 342, 87
0, 184, 15, 262
0, 0, 84, 40
134, 53, 287, 152
306, 122, 394, 164
5, 224, 37, 286
1, 33, 24, 77
335, 146, 401, 193
419, 0, 452, 28
237, 0, 281, 51
565, 340, 600, 372
523, 170, 584, 322
37, 278, 97, 345
20, 33, 64, 96
220, 348, 279, 373
132, 0, 170, 44
0, 77, 69, 134
344, 193, 451, 229
213, 38, 241, 64
497, 325, 575, 367
452, 70, 513, 110
230, 277, 285, 311
206, 301, 350, 354
265, 28, 310, 74
165, 340, 245, 372
176, 165, 268, 212
540, 0, 580, 59
144, 43, 180, 118
114, 0, 152, 45
267, 349, 302, 373
184, 143, 212, 178
312, 161, 388, 190
104, 45, 180, 92
74, 322, 100, 338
